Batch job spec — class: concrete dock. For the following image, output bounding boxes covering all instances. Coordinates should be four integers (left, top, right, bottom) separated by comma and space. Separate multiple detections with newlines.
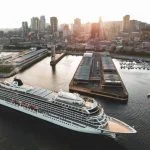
0, 49, 48, 78
69, 51, 128, 102
50, 53, 66, 66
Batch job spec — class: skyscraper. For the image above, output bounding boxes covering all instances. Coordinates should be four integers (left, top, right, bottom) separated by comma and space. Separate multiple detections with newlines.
91, 23, 99, 38
22, 21, 28, 37
62, 24, 70, 37
40, 16, 46, 32
50, 17, 58, 35
73, 18, 81, 36
84, 22, 91, 34
129, 20, 140, 32
31, 17, 40, 32
99, 17, 105, 40
122, 15, 130, 32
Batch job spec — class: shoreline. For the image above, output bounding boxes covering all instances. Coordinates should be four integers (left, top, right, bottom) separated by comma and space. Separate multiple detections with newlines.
111, 53, 150, 62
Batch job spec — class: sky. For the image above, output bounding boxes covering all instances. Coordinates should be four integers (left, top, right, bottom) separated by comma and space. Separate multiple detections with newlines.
0, 0, 149, 28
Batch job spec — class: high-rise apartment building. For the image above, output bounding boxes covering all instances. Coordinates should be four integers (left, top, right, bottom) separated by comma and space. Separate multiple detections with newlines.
40, 16, 46, 32
129, 20, 140, 32
63, 24, 70, 37
31, 17, 40, 32
104, 21, 122, 40
99, 17, 105, 40
50, 17, 58, 35
22, 21, 28, 37
73, 18, 81, 36
122, 15, 130, 32
91, 23, 99, 38
84, 22, 91, 34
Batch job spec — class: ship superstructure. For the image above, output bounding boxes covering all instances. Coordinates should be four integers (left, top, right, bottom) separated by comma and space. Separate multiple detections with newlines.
0, 79, 136, 138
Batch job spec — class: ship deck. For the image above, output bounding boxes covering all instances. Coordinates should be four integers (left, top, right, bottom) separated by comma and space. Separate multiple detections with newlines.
104, 117, 136, 133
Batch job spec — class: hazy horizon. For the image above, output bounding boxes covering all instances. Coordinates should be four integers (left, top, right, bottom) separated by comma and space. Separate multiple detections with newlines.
0, 0, 149, 28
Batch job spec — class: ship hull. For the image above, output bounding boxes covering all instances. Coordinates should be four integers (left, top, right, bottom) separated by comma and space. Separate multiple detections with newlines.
0, 98, 116, 138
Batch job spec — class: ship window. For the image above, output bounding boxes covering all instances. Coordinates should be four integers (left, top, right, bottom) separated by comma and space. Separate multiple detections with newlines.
88, 106, 99, 113
92, 119, 98, 122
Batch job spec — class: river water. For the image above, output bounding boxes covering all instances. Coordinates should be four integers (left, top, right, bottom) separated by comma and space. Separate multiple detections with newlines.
0, 55, 150, 150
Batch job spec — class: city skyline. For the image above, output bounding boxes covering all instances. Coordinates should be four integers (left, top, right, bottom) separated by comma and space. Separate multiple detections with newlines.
0, 0, 149, 28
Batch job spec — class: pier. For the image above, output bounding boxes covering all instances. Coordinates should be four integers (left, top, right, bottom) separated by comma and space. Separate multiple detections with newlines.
0, 49, 48, 78
50, 53, 66, 66
111, 54, 150, 62
69, 51, 128, 102
50, 45, 66, 66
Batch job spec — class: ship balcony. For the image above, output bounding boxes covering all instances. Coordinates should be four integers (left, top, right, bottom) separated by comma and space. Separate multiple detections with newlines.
86, 114, 107, 127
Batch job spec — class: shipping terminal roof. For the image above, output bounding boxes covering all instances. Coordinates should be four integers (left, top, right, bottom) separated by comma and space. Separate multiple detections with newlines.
14, 49, 47, 63
101, 54, 116, 71
74, 52, 93, 81
103, 73, 121, 83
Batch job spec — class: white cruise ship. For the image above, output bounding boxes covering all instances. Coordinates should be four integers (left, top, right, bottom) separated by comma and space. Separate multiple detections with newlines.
0, 78, 136, 138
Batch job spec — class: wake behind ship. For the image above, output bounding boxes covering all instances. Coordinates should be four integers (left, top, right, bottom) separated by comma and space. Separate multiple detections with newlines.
0, 78, 136, 138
